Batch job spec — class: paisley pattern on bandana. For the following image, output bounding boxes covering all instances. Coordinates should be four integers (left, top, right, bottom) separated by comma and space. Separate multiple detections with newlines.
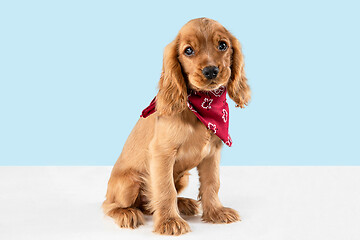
208, 122, 217, 134
201, 98, 213, 109
222, 109, 228, 123
210, 86, 226, 97
225, 136, 232, 147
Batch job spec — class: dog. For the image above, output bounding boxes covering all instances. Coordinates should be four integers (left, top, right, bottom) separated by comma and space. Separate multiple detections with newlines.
102, 17, 250, 235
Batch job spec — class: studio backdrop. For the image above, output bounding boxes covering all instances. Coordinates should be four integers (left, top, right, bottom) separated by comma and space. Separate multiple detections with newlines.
0, 0, 359, 166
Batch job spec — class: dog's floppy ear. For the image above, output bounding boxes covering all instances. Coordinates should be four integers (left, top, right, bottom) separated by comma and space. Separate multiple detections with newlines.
227, 34, 251, 108
156, 38, 187, 116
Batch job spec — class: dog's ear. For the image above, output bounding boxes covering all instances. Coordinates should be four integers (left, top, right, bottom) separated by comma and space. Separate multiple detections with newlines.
227, 34, 251, 108
156, 38, 187, 116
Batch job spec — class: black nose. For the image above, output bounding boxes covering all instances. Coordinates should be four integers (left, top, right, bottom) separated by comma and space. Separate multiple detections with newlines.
202, 66, 219, 80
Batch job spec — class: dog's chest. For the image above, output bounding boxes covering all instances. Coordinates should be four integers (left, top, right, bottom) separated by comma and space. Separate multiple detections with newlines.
175, 119, 217, 171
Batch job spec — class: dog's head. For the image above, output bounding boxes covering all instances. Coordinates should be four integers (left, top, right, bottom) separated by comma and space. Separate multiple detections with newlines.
157, 18, 251, 115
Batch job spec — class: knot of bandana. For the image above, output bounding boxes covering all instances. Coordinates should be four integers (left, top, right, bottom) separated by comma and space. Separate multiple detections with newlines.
141, 86, 232, 147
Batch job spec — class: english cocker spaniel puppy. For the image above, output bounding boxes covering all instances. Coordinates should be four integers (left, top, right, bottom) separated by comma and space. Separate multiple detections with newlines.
103, 17, 250, 235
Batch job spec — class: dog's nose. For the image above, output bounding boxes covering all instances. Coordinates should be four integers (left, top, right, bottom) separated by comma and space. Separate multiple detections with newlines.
202, 66, 219, 80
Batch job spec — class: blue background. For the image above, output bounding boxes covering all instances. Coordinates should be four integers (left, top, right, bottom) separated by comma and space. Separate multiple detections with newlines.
1, 0, 359, 166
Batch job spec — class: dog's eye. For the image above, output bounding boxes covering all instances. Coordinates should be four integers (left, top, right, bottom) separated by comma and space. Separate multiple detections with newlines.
184, 47, 194, 56
218, 41, 228, 51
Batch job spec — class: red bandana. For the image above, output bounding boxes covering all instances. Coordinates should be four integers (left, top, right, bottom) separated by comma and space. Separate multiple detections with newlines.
141, 86, 232, 147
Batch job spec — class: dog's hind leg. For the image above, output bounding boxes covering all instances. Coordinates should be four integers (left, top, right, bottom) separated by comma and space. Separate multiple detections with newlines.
175, 172, 199, 216
102, 169, 145, 229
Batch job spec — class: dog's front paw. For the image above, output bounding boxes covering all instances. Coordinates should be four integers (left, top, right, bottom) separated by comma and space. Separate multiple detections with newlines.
202, 207, 240, 224
154, 217, 191, 235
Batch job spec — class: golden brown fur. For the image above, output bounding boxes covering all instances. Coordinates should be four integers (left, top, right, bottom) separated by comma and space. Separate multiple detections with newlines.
103, 18, 250, 235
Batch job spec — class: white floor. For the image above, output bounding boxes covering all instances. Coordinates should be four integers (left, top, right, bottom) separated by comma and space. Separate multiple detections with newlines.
0, 166, 359, 240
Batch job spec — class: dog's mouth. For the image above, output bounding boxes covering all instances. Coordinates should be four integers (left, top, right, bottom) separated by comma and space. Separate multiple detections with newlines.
206, 76, 228, 89
205, 82, 221, 90
187, 72, 227, 91
188, 79, 224, 92
208, 80, 219, 86
195, 81, 223, 91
